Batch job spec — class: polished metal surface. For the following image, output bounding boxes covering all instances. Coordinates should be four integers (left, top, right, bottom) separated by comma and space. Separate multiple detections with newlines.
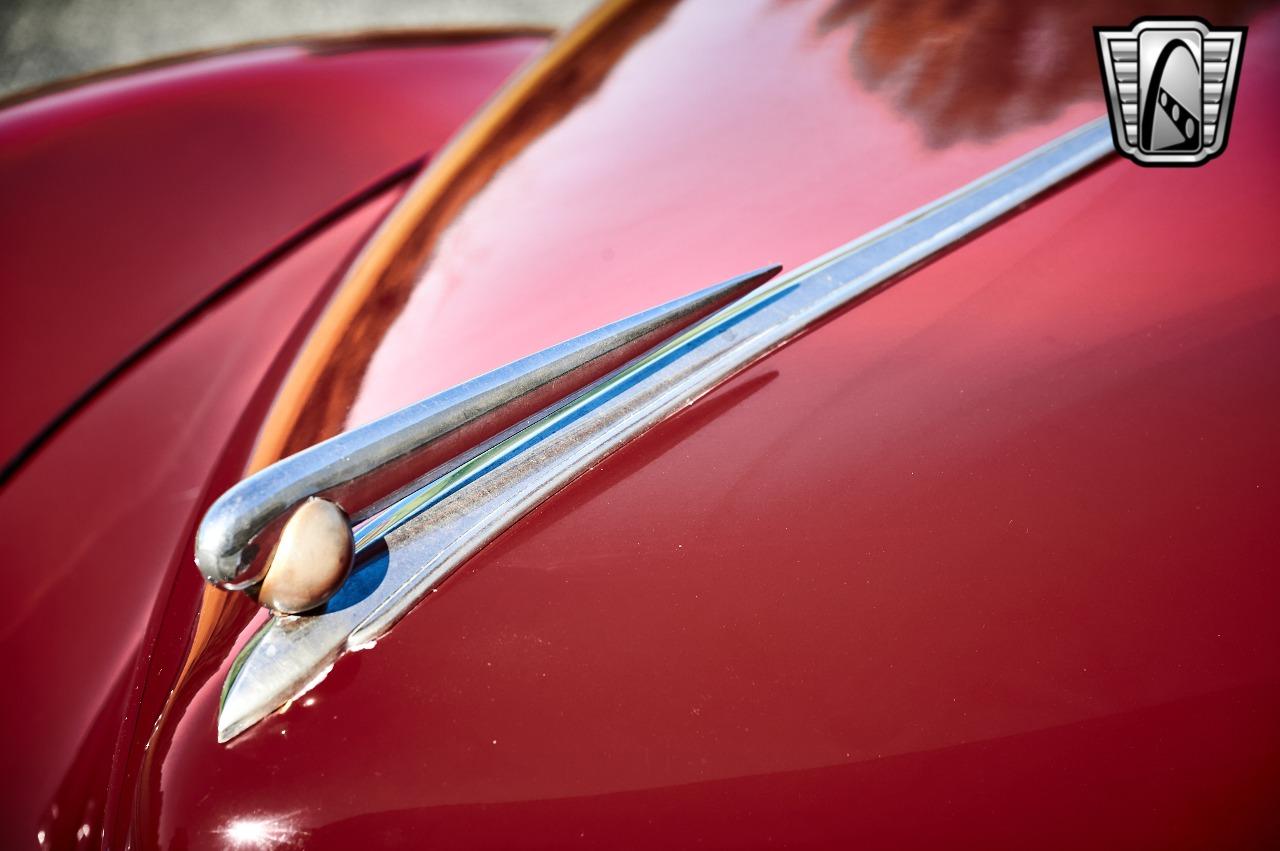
216, 117, 1113, 742
195, 266, 778, 590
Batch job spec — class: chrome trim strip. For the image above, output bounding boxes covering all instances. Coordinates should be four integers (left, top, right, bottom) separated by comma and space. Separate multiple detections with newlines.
217, 118, 1113, 742
196, 266, 779, 589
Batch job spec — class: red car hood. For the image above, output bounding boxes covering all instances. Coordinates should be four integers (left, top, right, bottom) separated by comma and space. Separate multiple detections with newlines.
7, 1, 1280, 848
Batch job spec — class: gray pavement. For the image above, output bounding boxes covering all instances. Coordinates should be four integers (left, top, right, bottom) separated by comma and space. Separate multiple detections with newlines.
0, 0, 592, 98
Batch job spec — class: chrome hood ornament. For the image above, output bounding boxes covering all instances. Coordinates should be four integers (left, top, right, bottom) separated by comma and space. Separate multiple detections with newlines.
204, 118, 1113, 742
195, 266, 777, 594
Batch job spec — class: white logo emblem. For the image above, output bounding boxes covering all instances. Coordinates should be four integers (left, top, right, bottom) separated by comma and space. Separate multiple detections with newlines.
1095, 18, 1246, 166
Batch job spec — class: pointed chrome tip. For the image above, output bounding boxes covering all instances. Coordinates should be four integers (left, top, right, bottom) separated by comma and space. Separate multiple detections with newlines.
217, 710, 251, 744
706, 264, 782, 304
217, 616, 345, 743
624, 263, 782, 339
216, 625, 293, 743
218, 670, 283, 744
217, 688, 259, 744
217, 644, 270, 743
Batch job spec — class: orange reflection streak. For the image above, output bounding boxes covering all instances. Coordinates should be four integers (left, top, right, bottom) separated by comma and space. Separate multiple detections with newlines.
245, 0, 676, 472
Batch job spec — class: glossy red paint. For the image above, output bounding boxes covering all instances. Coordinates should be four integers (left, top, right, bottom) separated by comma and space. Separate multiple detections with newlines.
117, 0, 1280, 848
0, 184, 410, 847
342, 2, 1110, 430
11, 1, 1280, 848
0, 34, 543, 469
